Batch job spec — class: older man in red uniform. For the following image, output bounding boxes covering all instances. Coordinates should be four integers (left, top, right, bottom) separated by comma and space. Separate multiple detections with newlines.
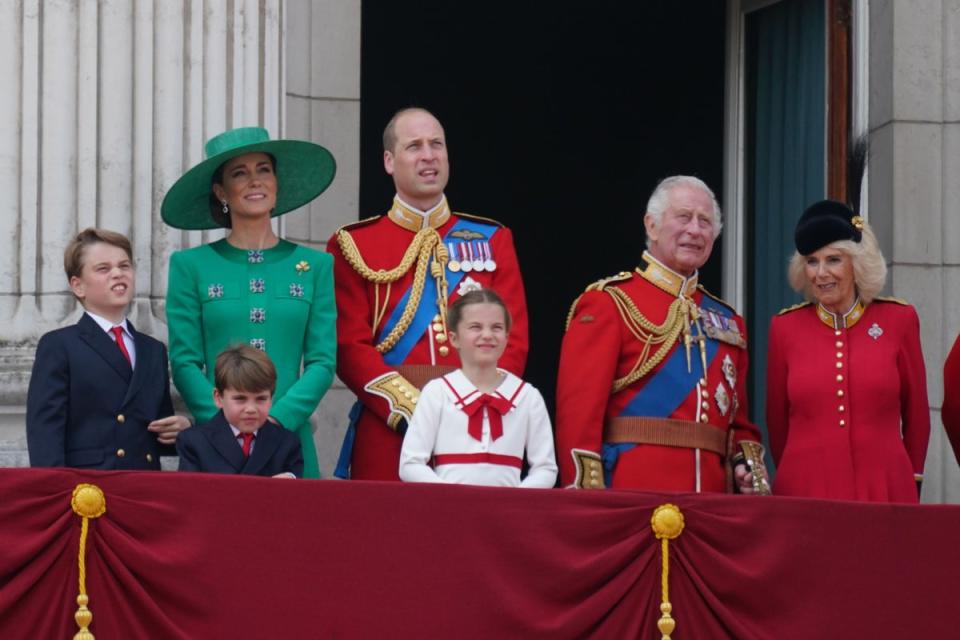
556, 176, 765, 492
329, 108, 528, 480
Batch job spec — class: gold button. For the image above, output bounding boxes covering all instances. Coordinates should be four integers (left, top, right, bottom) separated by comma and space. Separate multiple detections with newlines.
117, 448, 126, 458
398, 385, 407, 393
837, 390, 844, 397
835, 362, 842, 369
837, 374, 844, 382
835, 330, 842, 336
432, 323, 444, 332
433, 315, 441, 322
435, 333, 447, 343
439, 346, 449, 357
835, 341, 843, 348
412, 397, 418, 404
839, 420, 846, 427
146, 453, 153, 462
391, 380, 400, 387
701, 401, 709, 410
701, 390, 709, 399
836, 352, 843, 358
838, 405, 845, 412
700, 414, 708, 423
117, 414, 125, 423
404, 392, 413, 400
700, 378, 707, 386
590, 469, 599, 478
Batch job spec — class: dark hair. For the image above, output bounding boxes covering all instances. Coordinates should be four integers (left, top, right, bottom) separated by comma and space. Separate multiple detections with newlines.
208, 152, 277, 228
382, 107, 439, 152
64, 228, 133, 281
214, 344, 277, 395
446, 289, 512, 333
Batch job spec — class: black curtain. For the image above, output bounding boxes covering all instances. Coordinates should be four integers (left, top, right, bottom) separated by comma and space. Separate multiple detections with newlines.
361, 0, 727, 413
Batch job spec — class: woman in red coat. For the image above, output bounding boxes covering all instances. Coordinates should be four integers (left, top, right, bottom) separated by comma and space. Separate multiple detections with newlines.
766, 201, 929, 503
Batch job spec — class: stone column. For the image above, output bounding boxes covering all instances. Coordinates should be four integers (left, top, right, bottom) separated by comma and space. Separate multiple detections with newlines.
284, 0, 362, 477
0, 0, 285, 465
869, 0, 960, 502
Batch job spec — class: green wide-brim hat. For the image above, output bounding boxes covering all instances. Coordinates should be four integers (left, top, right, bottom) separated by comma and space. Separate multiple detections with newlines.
161, 127, 336, 230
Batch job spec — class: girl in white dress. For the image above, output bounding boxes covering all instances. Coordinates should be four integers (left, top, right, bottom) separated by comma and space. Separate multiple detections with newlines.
399, 289, 557, 487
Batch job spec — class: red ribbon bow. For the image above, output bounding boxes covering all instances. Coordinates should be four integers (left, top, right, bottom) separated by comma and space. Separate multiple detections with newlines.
461, 393, 514, 442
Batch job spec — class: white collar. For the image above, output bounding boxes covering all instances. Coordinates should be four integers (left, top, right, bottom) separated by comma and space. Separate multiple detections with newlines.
86, 311, 130, 336
229, 423, 260, 438
441, 368, 525, 407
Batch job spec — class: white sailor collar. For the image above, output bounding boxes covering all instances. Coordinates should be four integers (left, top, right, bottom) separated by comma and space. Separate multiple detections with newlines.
440, 368, 526, 409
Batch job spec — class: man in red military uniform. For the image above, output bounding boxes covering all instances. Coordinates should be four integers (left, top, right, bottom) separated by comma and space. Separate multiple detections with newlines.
329, 107, 528, 480
556, 176, 766, 492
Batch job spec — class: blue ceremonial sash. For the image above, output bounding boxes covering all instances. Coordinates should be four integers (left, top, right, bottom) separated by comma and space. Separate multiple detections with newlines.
601, 294, 730, 484
379, 218, 499, 366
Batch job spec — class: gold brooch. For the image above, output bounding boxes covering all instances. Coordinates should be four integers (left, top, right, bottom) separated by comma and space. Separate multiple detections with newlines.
851, 215, 864, 230
295, 260, 310, 274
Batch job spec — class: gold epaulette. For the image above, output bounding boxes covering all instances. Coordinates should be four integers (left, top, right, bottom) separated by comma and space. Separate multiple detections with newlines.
778, 301, 812, 315
335, 215, 382, 234
454, 211, 504, 227
875, 296, 909, 306
586, 271, 633, 293
564, 272, 633, 330
697, 285, 738, 314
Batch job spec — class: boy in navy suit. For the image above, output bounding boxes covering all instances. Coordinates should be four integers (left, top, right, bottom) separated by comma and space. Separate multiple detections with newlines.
26, 228, 190, 469
177, 345, 303, 478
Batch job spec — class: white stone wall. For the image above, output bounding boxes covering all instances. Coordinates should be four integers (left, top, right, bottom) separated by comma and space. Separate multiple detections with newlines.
870, 0, 960, 502
0, 0, 289, 466
284, 0, 361, 477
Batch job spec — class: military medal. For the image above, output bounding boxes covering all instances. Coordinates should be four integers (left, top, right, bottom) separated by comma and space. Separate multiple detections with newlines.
470, 242, 485, 272
868, 322, 883, 340
714, 383, 730, 417
459, 243, 472, 272
447, 242, 461, 272
482, 241, 497, 272
722, 354, 737, 389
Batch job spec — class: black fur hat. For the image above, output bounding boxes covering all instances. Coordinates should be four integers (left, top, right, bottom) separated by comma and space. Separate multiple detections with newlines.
794, 200, 864, 255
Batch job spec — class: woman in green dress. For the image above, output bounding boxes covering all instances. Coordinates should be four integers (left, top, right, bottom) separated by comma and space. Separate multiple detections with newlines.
162, 127, 337, 478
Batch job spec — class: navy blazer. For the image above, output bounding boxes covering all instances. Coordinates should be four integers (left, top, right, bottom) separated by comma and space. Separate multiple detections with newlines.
176, 411, 304, 478
26, 313, 177, 469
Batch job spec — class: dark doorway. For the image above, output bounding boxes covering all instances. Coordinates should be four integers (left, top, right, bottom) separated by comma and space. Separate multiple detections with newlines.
360, 1, 727, 412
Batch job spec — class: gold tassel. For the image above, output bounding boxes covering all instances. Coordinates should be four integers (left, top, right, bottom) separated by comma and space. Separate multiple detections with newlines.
71, 484, 107, 640
651, 504, 685, 640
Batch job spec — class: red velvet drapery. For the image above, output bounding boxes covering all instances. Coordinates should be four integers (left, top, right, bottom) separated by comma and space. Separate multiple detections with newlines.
0, 468, 956, 638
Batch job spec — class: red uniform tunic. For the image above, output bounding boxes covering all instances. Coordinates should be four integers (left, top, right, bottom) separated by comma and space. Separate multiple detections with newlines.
943, 335, 960, 464
556, 252, 761, 492
766, 298, 929, 503
328, 196, 528, 480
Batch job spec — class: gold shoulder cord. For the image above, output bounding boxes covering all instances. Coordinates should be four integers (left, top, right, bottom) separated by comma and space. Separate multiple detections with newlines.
604, 287, 689, 393
336, 227, 449, 353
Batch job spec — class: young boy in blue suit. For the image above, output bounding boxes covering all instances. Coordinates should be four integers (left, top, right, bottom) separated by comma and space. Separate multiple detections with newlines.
177, 345, 303, 478
26, 228, 190, 469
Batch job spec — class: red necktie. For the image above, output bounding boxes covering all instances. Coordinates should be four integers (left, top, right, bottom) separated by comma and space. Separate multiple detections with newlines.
239, 432, 255, 458
110, 326, 131, 366
461, 394, 514, 442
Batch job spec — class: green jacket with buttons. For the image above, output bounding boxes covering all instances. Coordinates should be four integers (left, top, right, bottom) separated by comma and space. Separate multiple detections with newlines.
166, 239, 336, 478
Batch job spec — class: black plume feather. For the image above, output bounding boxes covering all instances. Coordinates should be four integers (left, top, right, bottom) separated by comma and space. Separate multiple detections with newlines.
847, 135, 868, 214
